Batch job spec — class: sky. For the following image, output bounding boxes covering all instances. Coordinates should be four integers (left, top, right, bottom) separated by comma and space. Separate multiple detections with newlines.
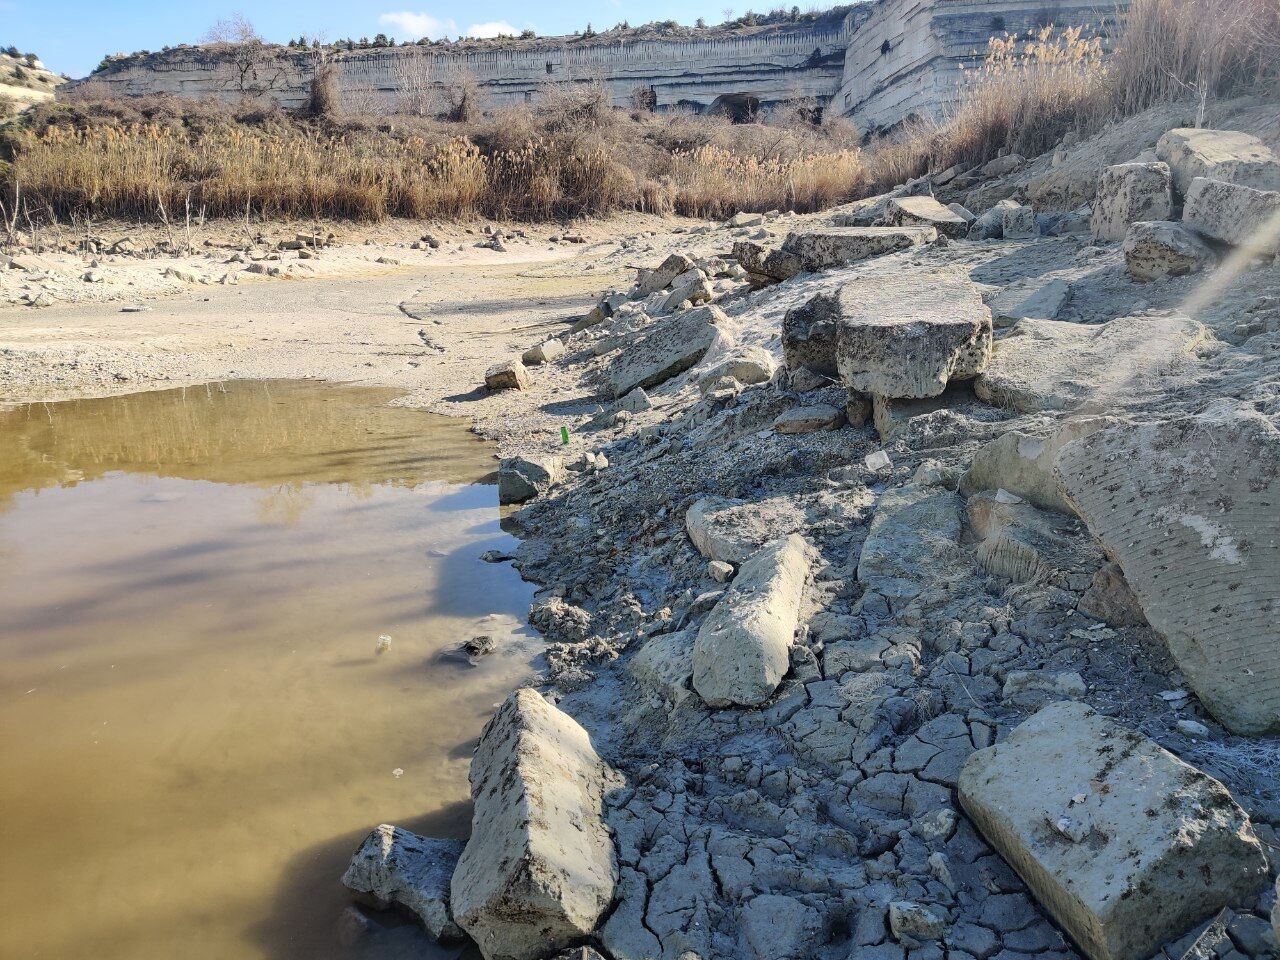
2, 0, 777, 79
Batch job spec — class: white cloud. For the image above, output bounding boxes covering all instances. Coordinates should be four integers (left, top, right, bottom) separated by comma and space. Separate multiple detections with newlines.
378, 11, 458, 39
466, 20, 520, 38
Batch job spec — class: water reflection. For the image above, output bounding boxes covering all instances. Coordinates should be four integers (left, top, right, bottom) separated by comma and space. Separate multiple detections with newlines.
0, 381, 534, 960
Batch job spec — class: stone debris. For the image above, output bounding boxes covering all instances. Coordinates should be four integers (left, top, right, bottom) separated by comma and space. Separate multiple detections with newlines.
692, 535, 811, 707
1182, 176, 1280, 256
1056, 403, 1280, 734
834, 271, 993, 398
521, 338, 565, 365
885, 195, 970, 238
1156, 127, 1280, 195
988, 277, 1070, 326
1122, 220, 1216, 281
1089, 162, 1173, 241
780, 226, 936, 271
342, 825, 466, 942
732, 239, 804, 284
698, 346, 777, 391
485, 359, 531, 391
685, 495, 816, 565
450, 688, 617, 960
605, 305, 724, 398
959, 701, 1268, 960
498, 455, 563, 505
975, 315, 1207, 413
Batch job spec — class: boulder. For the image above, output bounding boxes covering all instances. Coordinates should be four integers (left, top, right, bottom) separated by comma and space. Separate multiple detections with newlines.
605, 305, 724, 398
886, 195, 970, 238
451, 689, 617, 960
692, 535, 811, 707
1182, 177, 1280, 256
1122, 221, 1216, 281
685, 495, 813, 565
636, 253, 694, 295
1156, 128, 1280, 196
1089, 162, 1173, 242
982, 154, 1025, 178
989, 278, 1070, 327
521, 339, 565, 365
485, 360, 531, 391
858, 484, 962, 598
958, 701, 1268, 960
342, 826, 466, 942
960, 419, 1107, 513
1001, 203, 1040, 240
974, 315, 1206, 413
835, 271, 993, 399
1077, 563, 1147, 627
498, 455, 563, 505
661, 268, 712, 312
773, 403, 844, 434
1055, 403, 1280, 734
968, 199, 1020, 240
733, 239, 803, 283
780, 226, 936, 271
627, 628, 695, 705
782, 291, 841, 375
697, 346, 776, 391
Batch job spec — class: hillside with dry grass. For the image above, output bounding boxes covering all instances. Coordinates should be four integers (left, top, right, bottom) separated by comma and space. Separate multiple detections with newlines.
1, 0, 1276, 227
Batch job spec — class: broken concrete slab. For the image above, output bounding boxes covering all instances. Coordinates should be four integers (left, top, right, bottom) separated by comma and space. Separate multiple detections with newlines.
1089, 162, 1173, 241
485, 360, 531, 391
780, 226, 936, 272
636, 252, 694, 295
773, 403, 844, 434
605, 304, 725, 398
450, 689, 617, 960
733, 239, 804, 284
692, 534, 811, 707
1156, 128, 1280, 196
1182, 176, 1280, 256
627, 628, 695, 705
1123, 220, 1216, 282
858, 484, 962, 599
522, 338, 565, 366
835, 271, 993, 399
988, 278, 1070, 327
342, 825, 466, 942
685, 494, 826, 565
498, 455, 563, 505
1055, 403, 1280, 734
959, 701, 1268, 960
782, 290, 841, 375
697, 346, 776, 391
974, 315, 1207, 413
960, 419, 1107, 514
886, 195, 969, 238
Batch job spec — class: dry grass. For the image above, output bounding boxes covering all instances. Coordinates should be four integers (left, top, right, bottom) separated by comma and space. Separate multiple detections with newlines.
2, 0, 1277, 226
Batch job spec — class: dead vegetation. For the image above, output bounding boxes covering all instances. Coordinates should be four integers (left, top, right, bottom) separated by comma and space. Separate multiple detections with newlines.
1, 0, 1276, 225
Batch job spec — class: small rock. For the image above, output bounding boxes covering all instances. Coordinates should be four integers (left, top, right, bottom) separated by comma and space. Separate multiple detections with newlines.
485, 360, 531, 391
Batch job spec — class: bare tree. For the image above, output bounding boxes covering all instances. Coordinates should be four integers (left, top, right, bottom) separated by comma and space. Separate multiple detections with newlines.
203, 13, 260, 45
392, 53, 437, 116
203, 14, 286, 97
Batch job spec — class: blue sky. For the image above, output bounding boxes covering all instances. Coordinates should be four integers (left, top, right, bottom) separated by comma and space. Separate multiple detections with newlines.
3, 0, 776, 78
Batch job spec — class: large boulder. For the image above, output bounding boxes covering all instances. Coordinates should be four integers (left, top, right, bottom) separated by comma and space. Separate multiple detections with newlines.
1156, 127, 1280, 196
780, 226, 935, 271
733, 239, 803, 284
342, 826, 466, 942
858, 484, 962, 598
1055, 403, 1280, 734
1122, 220, 1216, 281
959, 701, 1268, 960
498, 455, 563, 505
835, 271, 993, 399
974, 315, 1206, 413
1182, 176, 1280, 256
450, 689, 618, 960
692, 535, 811, 707
1089, 162, 1173, 242
605, 305, 724, 398
885, 195, 969, 238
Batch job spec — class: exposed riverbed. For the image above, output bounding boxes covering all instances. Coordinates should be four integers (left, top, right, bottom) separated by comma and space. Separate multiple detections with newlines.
0, 380, 535, 960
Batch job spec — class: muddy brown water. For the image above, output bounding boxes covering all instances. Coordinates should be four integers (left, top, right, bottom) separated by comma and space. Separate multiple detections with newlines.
0, 380, 536, 960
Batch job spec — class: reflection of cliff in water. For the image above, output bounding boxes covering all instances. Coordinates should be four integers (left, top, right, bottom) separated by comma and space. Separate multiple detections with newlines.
0, 380, 495, 509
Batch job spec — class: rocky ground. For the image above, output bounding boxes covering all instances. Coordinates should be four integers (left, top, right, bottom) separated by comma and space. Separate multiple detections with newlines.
3, 101, 1280, 960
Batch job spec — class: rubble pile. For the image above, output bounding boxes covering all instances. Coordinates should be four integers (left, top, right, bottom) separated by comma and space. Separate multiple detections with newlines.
345, 125, 1280, 960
